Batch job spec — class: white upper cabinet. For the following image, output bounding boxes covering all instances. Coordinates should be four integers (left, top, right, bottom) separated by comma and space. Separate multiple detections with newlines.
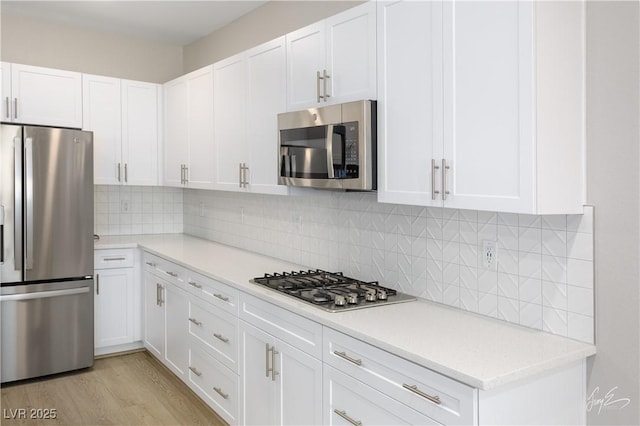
213, 37, 288, 195
378, 0, 585, 214
83, 75, 160, 186
1, 62, 11, 121
163, 66, 215, 189
8, 63, 82, 128
286, 2, 376, 111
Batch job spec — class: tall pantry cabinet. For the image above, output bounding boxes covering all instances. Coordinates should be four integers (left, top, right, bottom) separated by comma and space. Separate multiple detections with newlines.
377, 1, 585, 214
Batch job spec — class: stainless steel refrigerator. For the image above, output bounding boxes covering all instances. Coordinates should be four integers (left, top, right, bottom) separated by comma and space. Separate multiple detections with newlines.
0, 124, 94, 383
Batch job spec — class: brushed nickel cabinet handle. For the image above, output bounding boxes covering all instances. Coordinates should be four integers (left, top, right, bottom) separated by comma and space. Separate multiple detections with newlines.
145, 261, 156, 267
323, 69, 330, 101
442, 159, 450, 201
334, 410, 362, 426
188, 317, 202, 326
213, 333, 229, 343
5, 97, 9, 118
213, 387, 229, 399
103, 257, 126, 261
13, 98, 17, 119
96, 274, 100, 295
124, 163, 128, 183
431, 159, 440, 200
271, 347, 279, 381
184, 166, 188, 184
317, 71, 322, 103
213, 293, 229, 302
402, 383, 441, 405
188, 281, 202, 289
117, 163, 121, 182
156, 283, 160, 306
334, 350, 362, 366
166, 271, 178, 277
188, 366, 202, 377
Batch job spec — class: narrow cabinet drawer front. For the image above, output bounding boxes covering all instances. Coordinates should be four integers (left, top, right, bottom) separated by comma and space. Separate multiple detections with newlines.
188, 341, 239, 425
324, 366, 441, 426
143, 252, 185, 287
94, 249, 134, 269
186, 270, 239, 315
188, 298, 239, 373
324, 328, 476, 425
239, 292, 323, 359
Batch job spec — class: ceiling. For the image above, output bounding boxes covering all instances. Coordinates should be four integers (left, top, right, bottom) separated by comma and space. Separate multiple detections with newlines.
0, 1, 267, 46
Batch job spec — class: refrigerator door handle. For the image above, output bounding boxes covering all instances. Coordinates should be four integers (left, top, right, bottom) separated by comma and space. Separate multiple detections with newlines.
14, 136, 22, 272
0, 205, 4, 264
25, 137, 33, 270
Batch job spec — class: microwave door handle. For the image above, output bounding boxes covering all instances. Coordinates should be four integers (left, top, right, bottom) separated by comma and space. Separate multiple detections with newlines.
326, 124, 335, 179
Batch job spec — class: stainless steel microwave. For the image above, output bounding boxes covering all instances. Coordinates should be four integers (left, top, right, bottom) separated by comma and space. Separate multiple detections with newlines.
278, 100, 376, 191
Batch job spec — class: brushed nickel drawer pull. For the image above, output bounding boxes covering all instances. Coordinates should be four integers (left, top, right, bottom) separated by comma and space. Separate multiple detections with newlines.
213, 293, 229, 302
103, 257, 126, 261
334, 350, 362, 366
145, 261, 156, 267
166, 271, 178, 277
188, 281, 202, 289
188, 366, 202, 377
188, 317, 202, 326
213, 387, 229, 399
213, 333, 229, 343
334, 409, 362, 426
402, 384, 441, 405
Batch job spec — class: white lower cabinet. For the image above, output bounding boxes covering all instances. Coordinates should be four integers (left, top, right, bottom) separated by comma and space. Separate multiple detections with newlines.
143, 271, 165, 359
94, 248, 141, 356
164, 282, 189, 379
324, 366, 440, 426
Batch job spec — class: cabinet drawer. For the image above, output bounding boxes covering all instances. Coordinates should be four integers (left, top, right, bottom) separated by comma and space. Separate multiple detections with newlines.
239, 292, 323, 359
188, 340, 238, 425
143, 252, 185, 287
186, 270, 239, 315
94, 249, 134, 269
324, 328, 476, 425
188, 297, 239, 373
324, 365, 441, 426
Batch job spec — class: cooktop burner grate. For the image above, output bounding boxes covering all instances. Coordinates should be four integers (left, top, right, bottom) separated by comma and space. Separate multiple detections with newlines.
250, 269, 416, 312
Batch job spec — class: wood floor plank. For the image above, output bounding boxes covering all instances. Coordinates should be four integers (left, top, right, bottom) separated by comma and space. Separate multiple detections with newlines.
0, 351, 227, 426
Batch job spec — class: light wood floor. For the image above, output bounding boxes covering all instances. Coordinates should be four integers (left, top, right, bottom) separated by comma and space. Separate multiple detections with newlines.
0, 351, 227, 426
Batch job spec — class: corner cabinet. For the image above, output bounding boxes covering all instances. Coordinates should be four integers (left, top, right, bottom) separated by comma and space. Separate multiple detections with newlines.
285, 2, 376, 111
2, 63, 82, 128
213, 37, 288, 195
163, 66, 215, 189
83, 75, 161, 185
377, 0, 585, 214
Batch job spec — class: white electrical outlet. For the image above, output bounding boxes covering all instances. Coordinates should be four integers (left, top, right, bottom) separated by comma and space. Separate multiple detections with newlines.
482, 240, 497, 270
121, 199, 130, 213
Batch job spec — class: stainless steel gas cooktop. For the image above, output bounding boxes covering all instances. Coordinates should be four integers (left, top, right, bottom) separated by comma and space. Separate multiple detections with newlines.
250, 270, 416, 312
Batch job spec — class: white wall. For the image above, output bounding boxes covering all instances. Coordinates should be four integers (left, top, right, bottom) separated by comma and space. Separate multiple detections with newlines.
585, 2, 640, 425
0, 13, 183, 83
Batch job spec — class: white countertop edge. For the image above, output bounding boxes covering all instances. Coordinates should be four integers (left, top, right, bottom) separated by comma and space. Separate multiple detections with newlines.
95, 234, 597, 391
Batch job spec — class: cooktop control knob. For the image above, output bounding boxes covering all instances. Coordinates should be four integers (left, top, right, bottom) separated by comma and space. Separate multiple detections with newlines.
334, 295, 346, 306
365, 290, 377, 302
377, 290, 388, 300
347, 293, 359, 304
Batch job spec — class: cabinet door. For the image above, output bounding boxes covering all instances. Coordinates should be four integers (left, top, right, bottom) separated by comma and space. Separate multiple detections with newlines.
11, 63, 82, 128
277, 339, 323, 426
186, 66, 215, 189
163, 77, 188, 187
213, 54, 247, 191
239, 320, 278, 426
121, 80, 159, 186
143, 272, 165, 359
325, 2, 377, 105
377, 1, 443, 206
442, 1, 534, 213
82, 74, 122, 185
245, 37, 288, 195
94, 268, 134, 349
286, 21, 326, 111
1, 62, 11, 121
164, 282, 189, 380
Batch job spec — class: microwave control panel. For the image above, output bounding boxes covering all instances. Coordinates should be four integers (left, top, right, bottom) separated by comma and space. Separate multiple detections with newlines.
344, 122, 359, 178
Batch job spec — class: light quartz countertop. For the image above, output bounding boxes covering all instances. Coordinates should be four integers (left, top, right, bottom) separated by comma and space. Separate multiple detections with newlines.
95, 233, 596, 390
